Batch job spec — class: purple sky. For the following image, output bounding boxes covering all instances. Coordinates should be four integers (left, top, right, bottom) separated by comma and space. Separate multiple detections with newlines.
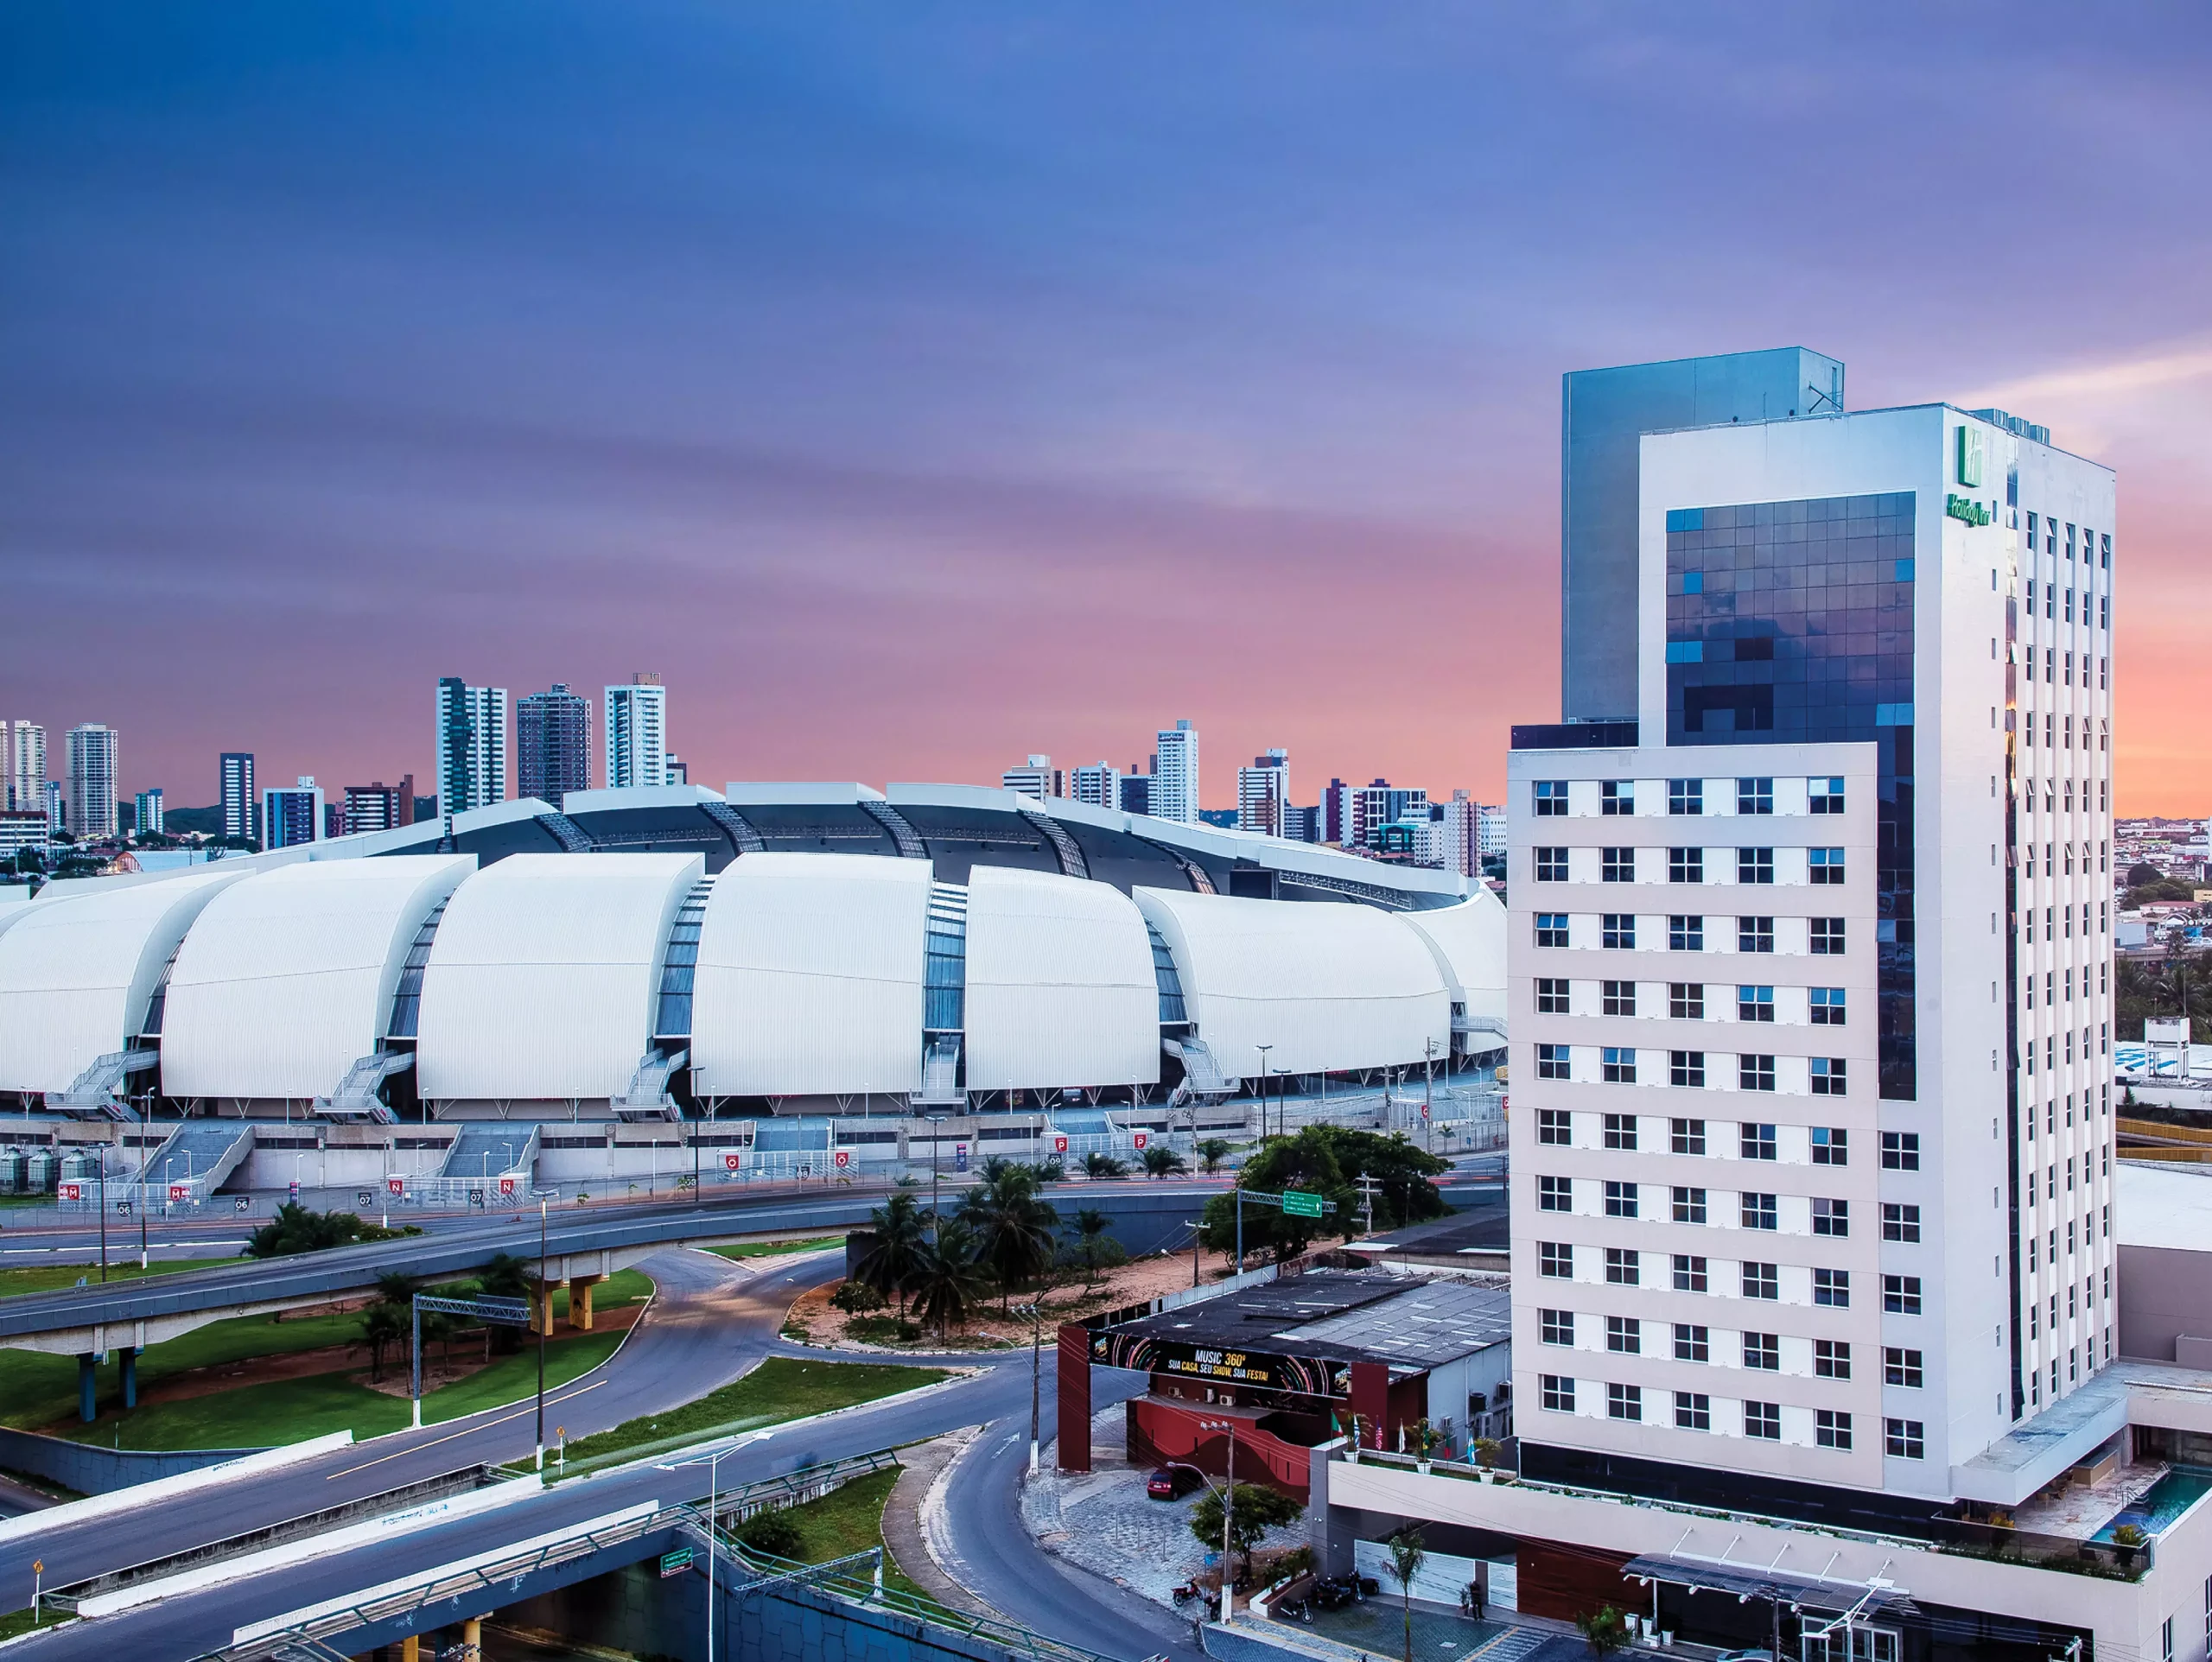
5, 4, 2210, 812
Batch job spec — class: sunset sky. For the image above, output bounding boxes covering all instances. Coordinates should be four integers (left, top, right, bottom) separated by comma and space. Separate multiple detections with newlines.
5, 5, 2210, 814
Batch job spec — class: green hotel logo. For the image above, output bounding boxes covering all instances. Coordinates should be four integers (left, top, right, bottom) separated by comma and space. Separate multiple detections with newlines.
1956, 424, 1985, 488
1946, 492, 1990, 527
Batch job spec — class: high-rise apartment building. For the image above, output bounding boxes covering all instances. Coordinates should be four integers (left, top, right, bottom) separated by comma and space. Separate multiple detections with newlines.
1432, 790, 1478, 877
1236, 750, 1290, 836
262, 777, 325, 849
603, 675, 666, 790
342, 777, 415, 836
517, 684, 592, 807
3, 721, 36, 812
219, 752, 257, 843
436, 679, 508, 815
1001, 755, 1062, 800
1071, 761, 1122, 809
133, 788, 163, 837
66, 725, 118, 841
1151, 721, 1198, 823
1118, 773, 1150, 816
1475, 802, 1508, 860
1344, 779, 1426, 850
41, 781, 63, 834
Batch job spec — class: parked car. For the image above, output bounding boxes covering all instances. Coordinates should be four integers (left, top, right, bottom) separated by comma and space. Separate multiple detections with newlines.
1147, 1467, 1201, 1499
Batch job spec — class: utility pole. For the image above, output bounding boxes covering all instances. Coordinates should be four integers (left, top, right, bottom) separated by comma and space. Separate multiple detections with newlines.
1355, 1173, 1382, 1238
1016, 1302, 1043, 1472
1255, 1045, 1273, 1143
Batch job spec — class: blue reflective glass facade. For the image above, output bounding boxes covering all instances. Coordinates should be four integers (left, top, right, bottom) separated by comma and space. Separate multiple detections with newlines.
1664, 492, 1916, 1100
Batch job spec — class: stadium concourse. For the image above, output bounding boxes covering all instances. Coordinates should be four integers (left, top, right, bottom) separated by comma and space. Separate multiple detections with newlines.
0, 783, 1503, 1196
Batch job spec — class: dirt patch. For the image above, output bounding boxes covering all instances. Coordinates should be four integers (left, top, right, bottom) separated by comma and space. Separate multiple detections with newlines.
785, 1250, 1222, 1351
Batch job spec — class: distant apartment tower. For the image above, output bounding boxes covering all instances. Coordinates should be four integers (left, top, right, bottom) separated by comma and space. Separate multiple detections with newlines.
1432, 790, 1478, 876
436, 678, 508, 815
1151, 721, 1198, 823
5, 721, 41, 812
1071, 761, 1122, 809
219, 752, 257, 843
664, 754, 688, 786
603, 675, 667, 790
262, 777, 324, 849
133, 788, 164, 837
1474, 802, 1508, 858
518, 683, 592, 807
1001, 755, 1062, 800
66, 725, 118, 841
1118, 772, 1151, 816
1333, 777, 1425, 849
343, 776, 416, 836
0, 811, 45, 862
41, 781, 63, 833
1236, 749, 1290, 836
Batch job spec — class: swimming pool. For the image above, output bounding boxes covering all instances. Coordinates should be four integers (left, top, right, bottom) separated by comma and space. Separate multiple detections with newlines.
2093, 1467, 2212, 1543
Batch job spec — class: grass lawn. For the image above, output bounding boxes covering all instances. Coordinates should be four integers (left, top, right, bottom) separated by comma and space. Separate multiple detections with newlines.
704, 1237, 843, 1261
563, 1356, 949, 1465
0, 1256, 234, 1298
0, 1608, 71, 1642
741, 1465, 941, 1608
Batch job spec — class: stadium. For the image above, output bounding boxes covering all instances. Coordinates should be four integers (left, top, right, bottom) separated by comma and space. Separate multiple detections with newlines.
0, 783, 1503, 1196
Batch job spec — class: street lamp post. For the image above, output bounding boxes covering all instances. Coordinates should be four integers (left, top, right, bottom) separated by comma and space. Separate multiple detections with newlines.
1198, 1417, 1239, 1622
97, 1147, 108, 1284
1255, 1045, 1273, 1142
657, 1443, 747, 1662
535, 1198, 548, 1469
1014, 1302, 1042, 1471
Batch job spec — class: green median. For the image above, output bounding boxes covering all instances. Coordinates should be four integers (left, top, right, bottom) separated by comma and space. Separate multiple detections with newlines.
703, 1236, 843, 1261
0, 1257, 234, 1298
560, 1356, 950, 1468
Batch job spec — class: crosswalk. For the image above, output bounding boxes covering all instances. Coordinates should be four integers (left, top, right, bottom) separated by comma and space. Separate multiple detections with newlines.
1465, 1626, 1548, 1662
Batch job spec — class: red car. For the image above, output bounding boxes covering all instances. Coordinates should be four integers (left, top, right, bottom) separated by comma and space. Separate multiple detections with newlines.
1147, 1468, 1201, 1499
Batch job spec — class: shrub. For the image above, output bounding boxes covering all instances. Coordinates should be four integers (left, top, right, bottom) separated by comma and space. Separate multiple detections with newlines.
734, 1508, 804, 1559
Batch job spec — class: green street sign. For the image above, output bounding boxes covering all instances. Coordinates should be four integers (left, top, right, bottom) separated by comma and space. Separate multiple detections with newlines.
659, 1547, 695, 1579
1281, 1190, 1325, 1218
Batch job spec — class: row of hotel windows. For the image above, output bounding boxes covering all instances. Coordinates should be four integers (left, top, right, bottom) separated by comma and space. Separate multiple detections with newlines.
1536, 1242, 1904, 1308
1538, 1046, 1845, 1094
2021, 713, 2109, 752
2020, 843, 2109, 879
1532, 914, 1847, 952
1535, 778, 1844, 817
1539, 980, 1847, 1021
2023, 1025, 2110, 1073
2028, 1086, 2111, 1136
1534, 1113, 1917, 1166
1539, 1315, 1919, 1382
2020, 779, 2107, 816
1532, 846, 1847, 885
1537, 1179, 1914, 1238
1535, 1379, 1925, 1456
2024, 516, 2109, 569
2021, 647, 2108, 689
2024, 965, 2106, 1005
2020, 582, 2110, 630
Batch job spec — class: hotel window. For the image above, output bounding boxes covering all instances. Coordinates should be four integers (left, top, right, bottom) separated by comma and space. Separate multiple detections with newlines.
1536, 1108, 1570, 1145
1739, 1054, 1777, 1093
1669, 915, 1704, 952
1539, 1309, 1573, 1346
1669, 778, 1704, 816
1814, 1268, 1850, 1308
1607, 1382, 1643, 1422
1535, 847, 1568, 882
1602, 1046, 1637, 1085
1600, 780, 1632, 815
1541, 1374, 1575, 1412
1535, 913, 1568, 948
1603, 1111, 1637, 1148
1605, 1315, 1641, 1354
1811, 1056, 1847, 1096
1604, 1180, 1639, 1219
1536, 1044, 1569, 1081
1669, 1117, 1707, 1155
1738, 847, 1775, 885
1602, 847, 1636, 883
1739, 917, 1775, 954
1884, 1347, 1924, 1388
1815, 1339, 1851, 1380
1673, 1323, 1710, 1363
1742, 1261, 1779, 1301
1669, 1050, 1705, 1088
1534, 780, 1567, 817
1535, 977, 1570, 1014
1604, 1247, 1640, 1285
1811, 986, 1847, 1025
1881, 1131, 1920, 1170
1812, 1197, 1849, 1237
1675, 1392, 1712, 1431
1738, 777, 1774, 815
1885, 1418, 1925, 1460
1539, 1242, 1573, 1279
1738, 985, 1775, 1023
1601, 980, 1636, 1017
1673, 1253, 1709, 1292
1816, 1410, 1853, 1451
1669, 847, 1704, 884
1672, 1185, 1707, 1224
1810, 1126, 1847, 1165
1741, 1192, 1778, 1231
1881, 1203, 1922, 1243
1811, 917, 1846, 955
1743, 1400, 1783, 1442
1669, 982, 1705, 1018
1743, 1331, 1780, 1371
1884, 1274, 1923, 1315
1809, 847, 1845, 885
1537, 1175, 1571, 1212
1602, 914, 1637, 949
1740, 1121, 1777, 1160
1808, 777, 1845, 815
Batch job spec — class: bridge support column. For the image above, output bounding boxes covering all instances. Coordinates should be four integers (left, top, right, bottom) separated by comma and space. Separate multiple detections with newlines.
527, 1278, 556, 1335
461, 1615, 482, 1657
119, 1345, 137, 1410
399, 1636, 420, 1662
77, 1352, 97, 1423
568, 1273, 601, 1330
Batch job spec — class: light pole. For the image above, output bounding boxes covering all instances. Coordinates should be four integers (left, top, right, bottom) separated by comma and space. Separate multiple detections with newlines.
535, 1198, 548, 1470
97, 1146, 108, 1284
1422, 1037, 1437, 1153
1014, 1301, 1042, 1471
1255, 1045, 1273, 1142
1198, 1417, 1239, 1621
923, 1110, 947, 1240
657, 1441, 753, 1662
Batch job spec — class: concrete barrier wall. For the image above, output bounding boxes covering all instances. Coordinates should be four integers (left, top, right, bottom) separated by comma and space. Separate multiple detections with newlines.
0, 1425, 263, 1496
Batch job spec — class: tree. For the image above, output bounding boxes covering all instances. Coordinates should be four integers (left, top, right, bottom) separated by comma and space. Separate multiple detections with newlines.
1575, 1605, 1629, 1659
957, 1163, 1058, 1306
734, 1507, 804, 1559
851, 1191, 930, 1315
1082, 1151, 1127, 1178
473, 1253, 533, 1354
242, 1202, 417, 1259
1189, 1481, 1304, 1586
1141, 1145, 1189, 1178
1384, 1526, 1427, 1662
358, 1300, 406, 1383
1065, 1207, 1123, 1291
909, 1221, 990, 1338
1197, 1139, 1232, 1176
830, 1279, 887, 1314
1198, 1126, 1450, 1264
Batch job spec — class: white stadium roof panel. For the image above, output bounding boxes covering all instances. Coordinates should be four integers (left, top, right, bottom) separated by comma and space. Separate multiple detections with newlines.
1396, 891, 1508, 1024
693, 853, 930, 1097
160, 855, 474, 1102
0, 868, 247, 1095
416, 853, 702, 1102
1134, 887, 1448, 1078
963, 866, 1158, 1092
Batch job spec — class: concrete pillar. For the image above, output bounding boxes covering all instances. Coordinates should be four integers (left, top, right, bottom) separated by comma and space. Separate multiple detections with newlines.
1056, 1323, 1091, 1472
399, 1636, 420, 1662
531, 1278, 556, 1335
461, 1616, 482, 1657
119, 1345, 137, 1411
568, 1273, 602, 1331
78, 1352, 97, 1423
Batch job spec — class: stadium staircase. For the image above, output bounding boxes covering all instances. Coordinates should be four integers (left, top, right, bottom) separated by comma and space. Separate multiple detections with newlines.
1162, 1036, 1234, 1104
319, 1051, 412, 1122
438, 1125, 541, 1186
613, 1047, 688, 1121
134, 1121, 256, 1204
912, 1035, 964, 1107
47, 1049, 160, 1120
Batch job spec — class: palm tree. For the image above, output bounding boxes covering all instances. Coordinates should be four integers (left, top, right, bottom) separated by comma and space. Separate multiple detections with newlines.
1072, 1207, 1113, 1291
358, 1300, 407, 1383
1082, 1151, 1126, 1179
958, 1164, 1058, 1309
851, 1191, 930, 1316
1197, 1139, 1232, 1176
909, 1221, 989, 1339
1385, 1526, 1427, 1662
1141, 1145, 1188, 1178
